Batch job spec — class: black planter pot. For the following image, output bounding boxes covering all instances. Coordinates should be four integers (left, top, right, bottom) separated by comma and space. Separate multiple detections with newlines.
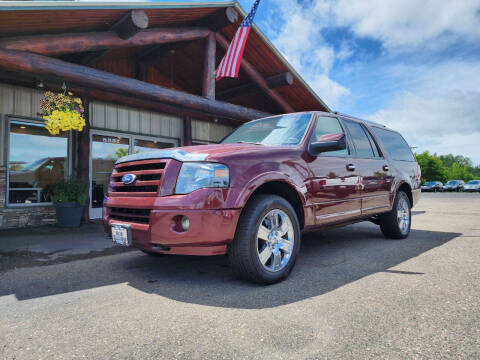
54, 202, 85, 228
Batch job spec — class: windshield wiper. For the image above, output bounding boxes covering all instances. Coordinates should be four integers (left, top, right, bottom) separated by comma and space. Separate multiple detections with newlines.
234, 141, 263, 145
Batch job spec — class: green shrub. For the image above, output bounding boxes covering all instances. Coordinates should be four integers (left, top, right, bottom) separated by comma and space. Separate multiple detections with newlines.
51, 177, 87, 205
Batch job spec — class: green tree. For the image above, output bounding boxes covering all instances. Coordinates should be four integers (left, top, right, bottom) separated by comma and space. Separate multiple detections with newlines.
445, 163, 474, 182
415, 151, 446, 183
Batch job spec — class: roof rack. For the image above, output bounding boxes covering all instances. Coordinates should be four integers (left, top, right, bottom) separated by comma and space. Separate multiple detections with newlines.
333, 111, 386, 127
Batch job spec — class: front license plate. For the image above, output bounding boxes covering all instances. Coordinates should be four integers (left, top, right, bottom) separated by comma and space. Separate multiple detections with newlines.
111, 224, 132, 246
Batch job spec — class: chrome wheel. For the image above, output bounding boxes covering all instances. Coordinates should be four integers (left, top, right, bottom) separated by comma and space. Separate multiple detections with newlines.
256, 209, 294, 272
397, 196, 410, 235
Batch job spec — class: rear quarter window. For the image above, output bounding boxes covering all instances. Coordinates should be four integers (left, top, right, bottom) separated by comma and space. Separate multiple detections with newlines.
372, 127, 416, 161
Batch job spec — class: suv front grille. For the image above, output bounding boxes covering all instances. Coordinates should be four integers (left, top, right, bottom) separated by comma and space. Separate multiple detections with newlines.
110, 159, 167, 196
109, 207, 151, 224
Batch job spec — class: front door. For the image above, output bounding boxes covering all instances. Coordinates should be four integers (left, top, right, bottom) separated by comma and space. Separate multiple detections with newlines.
307, 115, 362, 225
89, 132, 130, 219
89, 131, 178, 219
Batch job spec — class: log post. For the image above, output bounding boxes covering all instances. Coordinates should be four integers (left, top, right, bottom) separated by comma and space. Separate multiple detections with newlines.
77, 97, 91, 223
202, 32, 216, 100
0, 48, 269, 121
215, 33, 294, 113
184, 117, 193, 146
112, 10, 149, 39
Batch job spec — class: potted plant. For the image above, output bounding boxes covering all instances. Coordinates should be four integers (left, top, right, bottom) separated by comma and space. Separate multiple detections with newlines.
51, 177, 87, 228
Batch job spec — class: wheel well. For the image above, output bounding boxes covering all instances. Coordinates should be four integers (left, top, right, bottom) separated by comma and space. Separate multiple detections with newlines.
246, 181, 305, 229
398, 183, 413, 206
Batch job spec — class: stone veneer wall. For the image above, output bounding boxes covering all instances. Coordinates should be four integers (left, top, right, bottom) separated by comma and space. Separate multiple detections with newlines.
0, 167, 57, 229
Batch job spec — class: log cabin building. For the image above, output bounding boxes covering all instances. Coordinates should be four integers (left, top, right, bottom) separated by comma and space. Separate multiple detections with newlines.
0, 1, 329, 229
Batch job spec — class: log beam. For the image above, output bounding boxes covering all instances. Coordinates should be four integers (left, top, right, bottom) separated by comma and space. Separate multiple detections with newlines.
199, 7, 239, 31
215, 32, 294, 113
0, 28, 211, 56
217, 72, 294, 100
112, 10, 149, 40
0, 70, 245, 126
0, 48, 269, 121
202, 33, 216, 100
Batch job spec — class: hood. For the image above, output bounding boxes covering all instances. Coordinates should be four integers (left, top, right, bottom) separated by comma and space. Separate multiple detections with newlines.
116, 144, 283, 164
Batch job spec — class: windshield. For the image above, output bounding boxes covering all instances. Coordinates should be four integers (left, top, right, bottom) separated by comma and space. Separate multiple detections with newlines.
467, 180, 480, 185
424, 182, 435, 186
446, 181, 457, 185
221, 113, 312, 146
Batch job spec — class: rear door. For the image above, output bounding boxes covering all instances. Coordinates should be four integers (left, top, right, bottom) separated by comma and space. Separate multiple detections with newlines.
306, 115, 362, 225
340, 119, 392, 215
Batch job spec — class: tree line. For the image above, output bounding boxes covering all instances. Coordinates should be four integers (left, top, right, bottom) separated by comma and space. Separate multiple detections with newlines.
415, 152, 480, 183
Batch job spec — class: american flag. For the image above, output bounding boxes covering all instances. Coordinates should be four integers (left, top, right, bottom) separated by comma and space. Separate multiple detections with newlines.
215, 0, 261, 81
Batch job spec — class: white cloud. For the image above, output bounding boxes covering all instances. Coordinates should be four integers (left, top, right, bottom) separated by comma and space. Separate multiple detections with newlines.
367, 61, 480, 164
333, 0, 480, 49
269, 0, 350, 107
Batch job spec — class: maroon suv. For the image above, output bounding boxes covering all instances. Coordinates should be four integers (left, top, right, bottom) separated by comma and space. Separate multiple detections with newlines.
104, 112, 421, 284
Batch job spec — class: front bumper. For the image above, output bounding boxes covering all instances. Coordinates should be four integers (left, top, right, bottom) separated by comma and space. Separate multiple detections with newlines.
104, 189, 241, 256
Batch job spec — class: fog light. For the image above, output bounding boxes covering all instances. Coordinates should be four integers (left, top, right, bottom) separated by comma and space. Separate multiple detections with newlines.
180, 216, 190, 231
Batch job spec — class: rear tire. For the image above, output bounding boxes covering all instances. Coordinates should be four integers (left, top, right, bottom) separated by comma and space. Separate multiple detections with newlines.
379, 190, 411, 239
228, 194, 301, 284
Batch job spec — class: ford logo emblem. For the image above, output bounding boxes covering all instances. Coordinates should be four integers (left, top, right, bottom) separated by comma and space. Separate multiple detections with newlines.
122, 174, 136, 185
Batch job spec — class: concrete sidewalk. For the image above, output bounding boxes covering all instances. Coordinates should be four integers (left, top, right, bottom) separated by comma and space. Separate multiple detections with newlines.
0, 223, 128, 271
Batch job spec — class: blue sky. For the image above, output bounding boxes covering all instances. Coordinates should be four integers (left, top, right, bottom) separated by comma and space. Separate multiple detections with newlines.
89, 0, 480, 164
234, 0, 480, 165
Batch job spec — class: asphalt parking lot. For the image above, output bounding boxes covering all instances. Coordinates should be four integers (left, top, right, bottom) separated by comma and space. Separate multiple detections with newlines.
1, 193, 479, 359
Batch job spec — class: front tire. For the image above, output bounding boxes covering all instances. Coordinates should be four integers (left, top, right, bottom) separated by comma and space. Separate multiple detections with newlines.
228, 194, 301, 284
379, 190, 411, 239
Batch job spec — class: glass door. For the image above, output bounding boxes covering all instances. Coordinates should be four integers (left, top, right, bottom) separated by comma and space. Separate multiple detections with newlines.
89, 131, 179, 219
89, 132, 130, 219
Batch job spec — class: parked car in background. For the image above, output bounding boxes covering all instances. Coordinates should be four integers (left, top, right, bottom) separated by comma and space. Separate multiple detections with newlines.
443, 180, 464, 192
464, 180, 480, 192
421, 181, 443, 192
104, 111, 421, 284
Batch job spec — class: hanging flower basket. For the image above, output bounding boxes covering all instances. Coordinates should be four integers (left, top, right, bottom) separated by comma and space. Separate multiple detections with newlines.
40, 91, 86, 135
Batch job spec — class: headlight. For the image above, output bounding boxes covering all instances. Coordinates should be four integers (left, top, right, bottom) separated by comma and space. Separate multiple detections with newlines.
175, 162, 229, 194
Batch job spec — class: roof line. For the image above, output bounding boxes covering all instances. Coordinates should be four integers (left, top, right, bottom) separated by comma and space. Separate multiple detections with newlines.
0, 0, 330, 112
0, 1, 236, 11
231, 1, 331, 113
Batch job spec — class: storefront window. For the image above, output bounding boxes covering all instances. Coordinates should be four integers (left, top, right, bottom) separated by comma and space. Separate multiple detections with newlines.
8, 120, 68, 204
133, 138, 173, 153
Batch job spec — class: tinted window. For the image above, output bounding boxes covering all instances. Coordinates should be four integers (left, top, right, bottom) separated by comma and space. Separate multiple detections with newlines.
372, 127, 416, 161
364, 128, 381, 157
222, 113, 311, 146
343, 120, 375, 158
313, 116, 349, 157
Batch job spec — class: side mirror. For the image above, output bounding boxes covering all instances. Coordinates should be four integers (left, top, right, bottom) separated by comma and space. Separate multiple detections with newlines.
309, 133, 346, 155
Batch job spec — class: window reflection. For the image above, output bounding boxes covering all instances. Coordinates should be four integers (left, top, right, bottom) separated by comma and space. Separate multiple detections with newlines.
134, 139, 173, 153
91, 135, 130, 208
8, 120, 68, 204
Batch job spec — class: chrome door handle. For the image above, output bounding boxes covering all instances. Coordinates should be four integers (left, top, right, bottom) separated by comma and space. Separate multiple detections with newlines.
383, 165, 390, 171
346, 164, 356, 171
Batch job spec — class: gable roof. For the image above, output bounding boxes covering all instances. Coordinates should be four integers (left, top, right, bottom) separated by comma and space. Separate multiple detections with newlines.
0, 1, 330, 114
